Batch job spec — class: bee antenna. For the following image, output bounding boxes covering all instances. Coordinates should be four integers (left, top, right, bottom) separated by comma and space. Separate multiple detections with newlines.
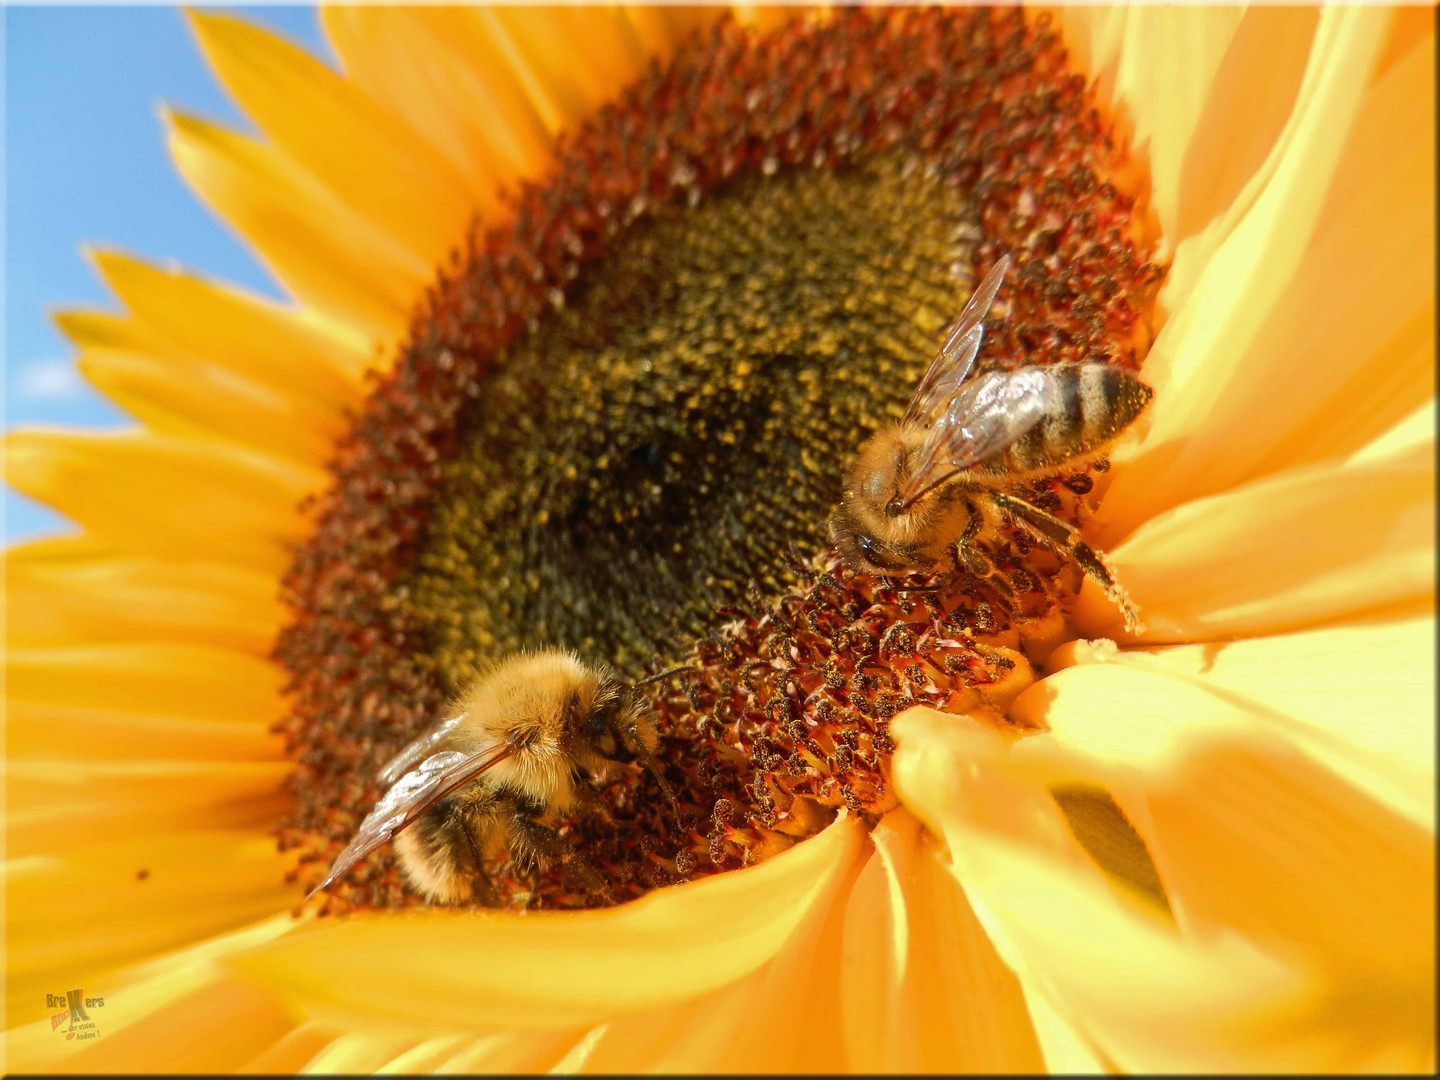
629, 664, 695, 689
620, 718, 686, 826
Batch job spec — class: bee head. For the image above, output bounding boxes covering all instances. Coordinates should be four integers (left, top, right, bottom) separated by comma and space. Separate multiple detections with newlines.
830, 425, 935, 577
581, 680, 653, 763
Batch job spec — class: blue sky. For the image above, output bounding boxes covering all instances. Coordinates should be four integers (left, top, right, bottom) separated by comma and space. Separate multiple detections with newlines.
4, 5, 330, 541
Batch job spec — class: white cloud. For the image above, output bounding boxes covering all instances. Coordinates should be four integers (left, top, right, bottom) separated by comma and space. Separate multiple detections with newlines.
15, 357, 86, 401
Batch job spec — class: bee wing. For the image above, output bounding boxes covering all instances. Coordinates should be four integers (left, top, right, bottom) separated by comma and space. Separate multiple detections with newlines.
308, 742, 515, 899
902, 254, 1011, 426
896, 368, 1049, 508
377, 713, 468, 789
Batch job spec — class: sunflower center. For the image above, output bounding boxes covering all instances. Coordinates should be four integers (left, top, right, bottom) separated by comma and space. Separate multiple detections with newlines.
276, 8, 1163, 914
412, 155, 973, 680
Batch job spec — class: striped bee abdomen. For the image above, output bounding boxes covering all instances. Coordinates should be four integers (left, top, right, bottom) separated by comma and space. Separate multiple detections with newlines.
989, 363, 1152, 476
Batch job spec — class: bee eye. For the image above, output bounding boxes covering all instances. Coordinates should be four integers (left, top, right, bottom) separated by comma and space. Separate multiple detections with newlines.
586, 711, 620, 758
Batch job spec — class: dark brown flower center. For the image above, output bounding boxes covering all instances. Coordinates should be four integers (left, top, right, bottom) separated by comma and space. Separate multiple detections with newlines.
275, 7, 1162, 914
412, 154, 974, 678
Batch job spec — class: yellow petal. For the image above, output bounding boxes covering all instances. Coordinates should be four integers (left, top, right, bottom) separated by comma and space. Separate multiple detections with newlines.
1165, 8, 1319, 243
1021, 987, 1110, 1074
556, 821, 861, 1072
1006, 664, 1435, 1065
839, 809, 1043, 1072
187, 10, 475, 269
622, 6, 727, 60
1057, 7, 1318, 246
1076, 434, 1434, 643
10, 642, 283, 743
85, 248, 370, 399
892, 707, 1431, 1072
6, 701, 281, 765
62, 252, 369, 467
228, 813, 865, 1034
165, 108, 424, 345
1348, 397, 1435, 467
731, 5, 803, 35
4, 428, 322, 574
426, 1029, 583, 1074
8, 641, 283, 723
319, 6, 552, 203
3, 531, 114, 564
6, 553, 283, 654
76, 338, 345, 469
238, 1022, 344, 1074
482, 6, 655, 136
366, 1033, 478, 1074
1051, 616, 1435, 827
346, 1030, 588, 1075
1097, 8, 1408, 542
1251, 30, 1436, 475
1009, 663, 1434, 971
5, 830, 294, 1028
2, 913, 303, 1074
298, 1031, 434, 1074
6, 759, 290, 858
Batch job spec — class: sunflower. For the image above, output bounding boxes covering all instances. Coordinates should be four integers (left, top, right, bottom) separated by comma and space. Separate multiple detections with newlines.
4, 4, 1433, 1074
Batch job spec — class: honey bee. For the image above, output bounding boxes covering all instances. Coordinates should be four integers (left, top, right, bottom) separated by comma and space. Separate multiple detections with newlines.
308, 650, 687, 906
828, 254, 1152, 630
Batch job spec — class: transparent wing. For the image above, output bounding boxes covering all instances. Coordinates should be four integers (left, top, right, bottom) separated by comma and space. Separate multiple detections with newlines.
902, 254, 1011, 426
377, 713, 468, 788
308, 741, 514, 899
895, 368, 1049, 508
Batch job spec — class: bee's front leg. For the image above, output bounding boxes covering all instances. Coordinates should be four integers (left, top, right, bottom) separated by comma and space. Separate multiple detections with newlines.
950, 498, 1020, 613
508, 810, 615, 905
569, 776, 620, 827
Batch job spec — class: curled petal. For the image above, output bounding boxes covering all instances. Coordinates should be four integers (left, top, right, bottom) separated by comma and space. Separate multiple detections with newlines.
838, 810, 1043, 1072
893, 708, 1302, 1072
1048, 615, 1435, 827
1077, 430, 1433, 643
1059, 6, 1317, 245
893, 704, 1433, 1072
1100, 8, 1424, 539
2, 914, 302, 1074
228, 813, 865, 1034
5, 830, 295, 1027
1008, 649, 1434, 988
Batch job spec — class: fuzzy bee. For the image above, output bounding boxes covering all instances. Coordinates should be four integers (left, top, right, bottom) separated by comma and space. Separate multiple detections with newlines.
828, 254, 1151, 630
309, 650, 686, 906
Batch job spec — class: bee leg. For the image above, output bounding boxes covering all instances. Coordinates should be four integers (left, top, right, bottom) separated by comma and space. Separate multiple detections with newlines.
951, 499, 1018, 613
880, 574, 944, 594
992, 492, 1143, 633
508, 812, 616, 905
569, 779, 619, 828
454, 823, 502, 907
